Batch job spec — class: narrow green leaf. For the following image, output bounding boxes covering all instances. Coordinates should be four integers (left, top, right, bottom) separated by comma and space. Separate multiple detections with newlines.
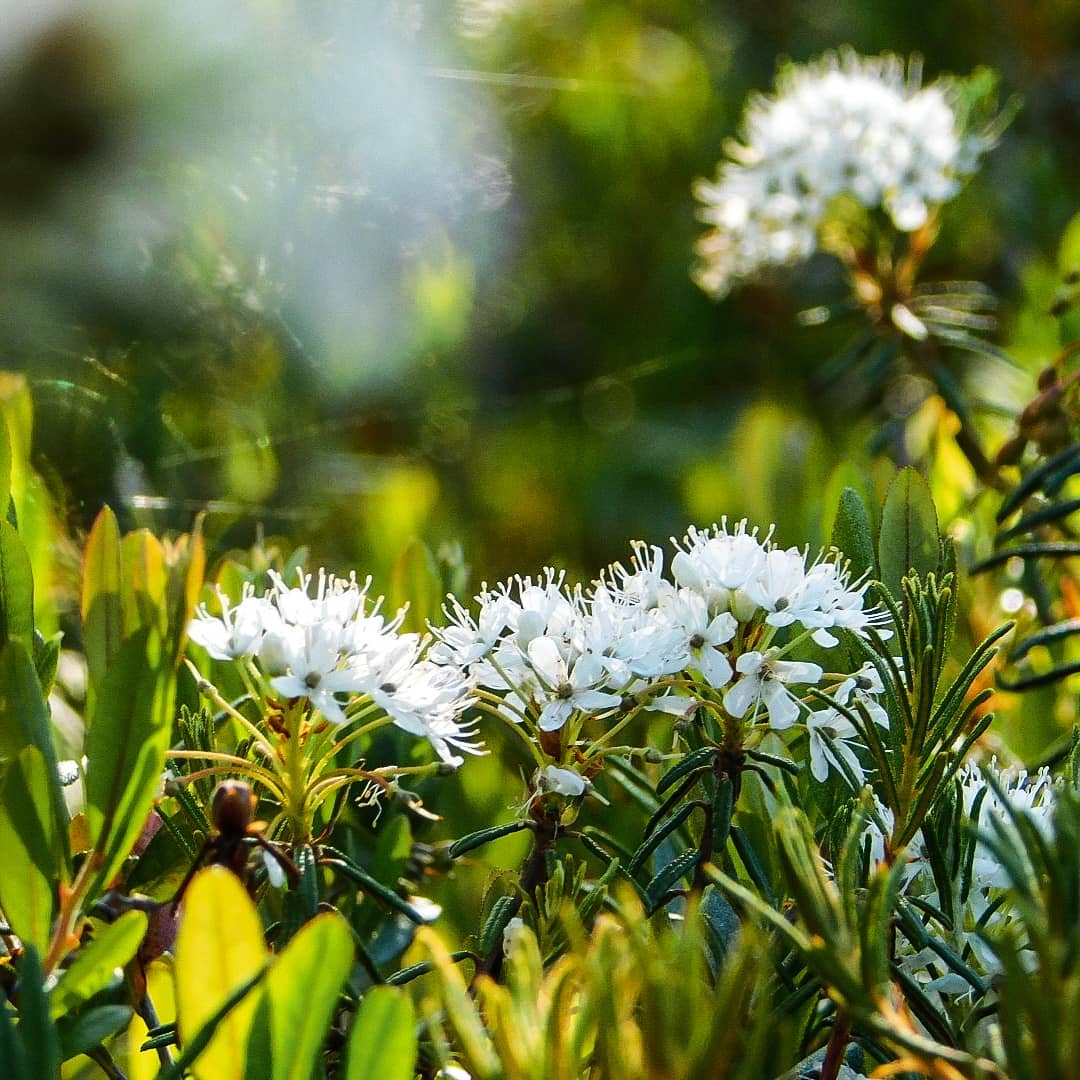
0, 412, 12, 521
56, 1004, 132, 1062
478, 895, 519, 957
449, 819, 530, 859
385, 951, 472, 986
389, 538, 442, 635
711, 777, 735, 854
17, 946, 60, 1080
656, 746, 714, 795
84, 628, 171, 890
81, 506, 123, 697
344, 986, 417, 1080
49, 910, 148, 1019
830, 487, 878, 584
628, 801, 698, 875
322, 858, 426, 924
32, 629, 62, 697
0, 998, 29, 1080
256, 913, 353, 1080
120, 530, 168, 641
644, 847, 698, 913
878, 468, 939, 602
0, 519, 33, 652
0, 746, 58, 954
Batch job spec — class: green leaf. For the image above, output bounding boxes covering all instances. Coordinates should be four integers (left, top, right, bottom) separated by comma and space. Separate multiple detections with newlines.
344, 986, 418, 1080
878, 468, 939, 602
321, 857, 427, 924
644, 847, 698, 914
32, 629, 62, 697
0, 519, 34, 651
56, 1004, 132, 1062
17, 946, 60, 1080
656, 746, 714, 795
175, 867, 267, 1080
449, 819, 530, 859
248, 913, 353, 1080
0, 412, 12, 522
830, 487, 878, 585
628, 802, 697, 875
84, 628, 171, 891
0, 998, 29, 1080
389, 538, 442, 635
81, 506, 123, 697
0, 746, 59, 954
49, 910, 148, 1019
120, 530, 168, 641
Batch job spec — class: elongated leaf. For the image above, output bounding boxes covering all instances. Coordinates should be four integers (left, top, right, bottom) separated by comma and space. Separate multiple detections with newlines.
449, 819, 530, 859
18, 946, 60, 1080
878, 468, 939, 601
248, 913, 353, 1080
831, 487, 878, 585
656, 746, 714, 795
0, 998, 29, 1080
49, 910, 148, 1019
996, 443, 1080, 523
628, 801, 698, 875
0, 519, 32, 651
164, 516, 206, 672
345, 986, 418, 1080
121, 530, 168, 641
321, 858, 426, 924
0, 746, 59, 954
0, 412, 11, 521
84, 628, 170, 890
175, 867, 267, 1080
389, 538, 442, 635
644, 847, 698, 913
81, 506, 123, 696
56, 1005, 132, 1062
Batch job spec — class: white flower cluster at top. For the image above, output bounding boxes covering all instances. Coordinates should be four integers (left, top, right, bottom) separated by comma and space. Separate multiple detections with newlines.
187, 570, 479, 766
693, 50, 995, 298
430, 519, 890, 781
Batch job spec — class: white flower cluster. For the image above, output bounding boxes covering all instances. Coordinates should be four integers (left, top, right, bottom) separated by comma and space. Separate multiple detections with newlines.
188, 570, 479, 766
431, 519, 889, 777
693, 50, 994, 298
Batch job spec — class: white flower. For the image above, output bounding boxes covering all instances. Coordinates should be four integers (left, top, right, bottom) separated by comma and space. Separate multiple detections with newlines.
269, 623, 362, 725
538, 765, 587, 797
805, 705, 866, 784
723, 649, 823, 730
526, 636, 622, 732
692, 50, 997, 298
188, 585, 268, 660
661, 589, 737, 689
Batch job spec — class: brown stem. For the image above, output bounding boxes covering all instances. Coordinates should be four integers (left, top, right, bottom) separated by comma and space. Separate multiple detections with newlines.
820, 1011, 853, 1080
470, 811, 558, 987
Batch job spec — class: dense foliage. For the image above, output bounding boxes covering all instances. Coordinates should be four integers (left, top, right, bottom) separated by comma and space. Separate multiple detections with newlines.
3, 3, 1080, 1079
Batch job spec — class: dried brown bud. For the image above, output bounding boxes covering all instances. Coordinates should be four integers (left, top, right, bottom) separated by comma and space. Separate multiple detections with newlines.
211, 780, 255, 835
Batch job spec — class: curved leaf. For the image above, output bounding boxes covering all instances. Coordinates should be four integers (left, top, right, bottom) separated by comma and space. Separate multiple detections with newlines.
175, 867, 267, 1080
344, 986, 417, 1080
81, 506, 123, 696
249, 913, 353, 1080
878, 468, 939, 601
50, 910, 148, 1019
84, 628, 171, 890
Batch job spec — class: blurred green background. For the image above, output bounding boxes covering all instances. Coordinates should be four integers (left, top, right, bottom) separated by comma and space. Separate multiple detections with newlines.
2, 0, 1078, 588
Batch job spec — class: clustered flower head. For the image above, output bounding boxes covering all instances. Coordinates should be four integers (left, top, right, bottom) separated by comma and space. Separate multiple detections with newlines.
430, 519, 891, 790
693, 50, 996, 298
188, 569, 479, 766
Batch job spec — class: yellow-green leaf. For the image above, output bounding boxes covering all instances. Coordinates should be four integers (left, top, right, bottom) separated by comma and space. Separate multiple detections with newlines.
121, 530, 167, 641
344, 986, 418, 1080
50, 910, 148, 1019
0, 746, 58, 954
389, 538, 442, 635
175, 867, 267, 1080
82, 506, 123, 697
878, 468, 940, 602
248, 913, 353, 1080
84, 628, 170, 890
